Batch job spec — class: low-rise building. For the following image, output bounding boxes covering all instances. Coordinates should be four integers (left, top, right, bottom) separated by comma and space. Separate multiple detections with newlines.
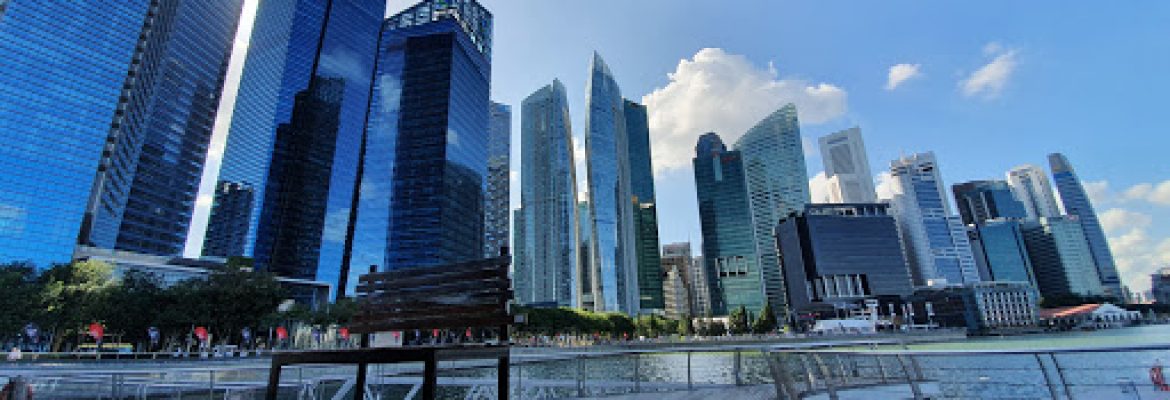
907, 281, 1040, 334
1039, 303, 1140, 330
1151, 268, 1170, 305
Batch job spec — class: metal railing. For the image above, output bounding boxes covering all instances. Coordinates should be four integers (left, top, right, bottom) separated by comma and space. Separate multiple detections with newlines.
764, 343, 1170, 399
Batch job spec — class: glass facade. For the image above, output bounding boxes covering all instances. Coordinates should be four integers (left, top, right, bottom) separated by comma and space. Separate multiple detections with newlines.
693, 133, 764, 316
485, 101, 511, 258
1021, 217, 1105, 298
82, 0, 244, 257
734, 104, 809, 318
1006, 165, 1062, 221
818, 127, 876, 203
1049, 153, 1123, 298
969, 220, 1035, 285
775, 203, 914, 313
888, 152, 980, 285
344, 1, 493, 296
578, 202, 597, 310
207, 0, 385, 290
516, 80, 577, 306
584, 53, 639, 314
624, 100, 663, 312
952, 180, 1028, 226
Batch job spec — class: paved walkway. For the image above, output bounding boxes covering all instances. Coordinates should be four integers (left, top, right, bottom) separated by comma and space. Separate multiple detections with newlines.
587, 385, 777, 400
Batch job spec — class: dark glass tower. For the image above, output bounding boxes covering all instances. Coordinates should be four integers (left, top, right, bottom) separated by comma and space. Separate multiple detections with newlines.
952, 180, 1028, 226
693, 132, 765, 316
343, 0, 493, 294
206, 0, 386, 288
1048, 153, 1123, 298
485, 101, 512, 258
624, 100, 663, 312
0, 1, 242, 266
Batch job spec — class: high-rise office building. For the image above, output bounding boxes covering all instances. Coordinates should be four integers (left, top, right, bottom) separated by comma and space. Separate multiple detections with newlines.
662, 242, 697, 318
578, 202, 598, 310
202, 182, 256, 258
952, 180, 1029, 226
775, 203, 915, 313
1021, 217, 1105, 298
515, 80, 577, 306
484, 102, 512, 257
818, 127, 877, 204
584, 53, 639, 314
625, 99, 663, 312
1049, 153, 1123, 299
207, 0, 386, 290
1151, 268, 1170, 305
734, 103, 809, 318
344, 0, 493, 295
1006, 165, 1062, 221
0, 1, 244, 266
512, 208, 528, 302
694, 133, 765, 316
662, 262, 689, 320
888, 152, 980, 286
968, 220, 1036, 285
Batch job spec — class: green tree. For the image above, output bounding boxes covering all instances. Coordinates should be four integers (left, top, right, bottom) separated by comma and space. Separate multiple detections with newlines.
0, 262, 43, 338
40, 260, 115, 350
709, 320, 727, 336
728, 305, 750, 334
752, 302, 778, 334
677, 316, 692, 336
99, 270, 165, 348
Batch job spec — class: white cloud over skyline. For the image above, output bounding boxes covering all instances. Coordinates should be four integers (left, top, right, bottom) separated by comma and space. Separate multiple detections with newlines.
641, 48, 848, 176
959, 43, 1019, 99
885, 63, 922, 90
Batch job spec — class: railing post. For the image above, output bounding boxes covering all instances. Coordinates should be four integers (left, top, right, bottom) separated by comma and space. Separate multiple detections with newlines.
633, 352, 641, 393
811, 354, 839, 400
577, 354, 585, 397
797, 353, 817, 393
208, 369, 215, 400
877, 354, 889, 384
734, 349, 743, 386
894, 355, 924, 400
687, 350, 693, 390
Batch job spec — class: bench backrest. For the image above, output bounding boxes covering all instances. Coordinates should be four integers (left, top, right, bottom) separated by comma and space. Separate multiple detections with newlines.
351, 256, 512, 334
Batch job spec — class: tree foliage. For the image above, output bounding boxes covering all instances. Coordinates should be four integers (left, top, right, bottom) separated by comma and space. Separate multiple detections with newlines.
752, 301, 778, 334
728, 305, 750, 334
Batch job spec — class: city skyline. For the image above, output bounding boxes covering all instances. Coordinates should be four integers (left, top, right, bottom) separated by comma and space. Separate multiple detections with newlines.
178, 1, 1170, 293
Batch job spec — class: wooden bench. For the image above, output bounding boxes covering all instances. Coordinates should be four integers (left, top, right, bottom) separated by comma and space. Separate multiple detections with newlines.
265, 254, 512, 400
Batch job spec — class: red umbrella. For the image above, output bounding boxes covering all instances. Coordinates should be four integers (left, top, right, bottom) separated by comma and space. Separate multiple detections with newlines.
275, 326, 288, 340
338, 327, 350, 340
193, 327, 208, 342
88, 323, 104, 341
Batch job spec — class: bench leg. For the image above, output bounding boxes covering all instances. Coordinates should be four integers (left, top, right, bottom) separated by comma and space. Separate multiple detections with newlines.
265, 360, 282, 400
423, 352, 437, 400
499, 355, 510, 399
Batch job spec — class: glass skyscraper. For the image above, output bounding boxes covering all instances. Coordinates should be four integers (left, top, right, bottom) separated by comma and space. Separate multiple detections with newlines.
734, 103, 809, 318
952, 180, 1029, 226
1006, 165, 1062, 221
584, 53, 639, 314
969, 220, 1036, 285
888, 152, 980, 286
578, 201, 598, 310
344, 0, 493, 295
1021, 217, 1105, 298
0, 1, 243, 266
693, 133, 765, 316
624, 99, 663, 312
1049, 153, 1123, 298
206, 0, 386, 292
515, 80, 577, 306
818, 127, 877, 203
484, 102, 511, 258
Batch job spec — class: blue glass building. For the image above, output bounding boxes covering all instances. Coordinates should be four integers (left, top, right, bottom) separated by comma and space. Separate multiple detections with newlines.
516, 80, 577, 306
888, 152, 980, 285
952, 180, 1028, 226
969, 220, 1036, 285
775, 203, 914, 313
1049, 153, 1123, 299
0, 1, 242, 266
624, 100, 663, 312
485, 101, 512, 258
584, 53, 639, 314
693, 133, 765, 316
206, 0, 385, 290
343, 0, 493, 295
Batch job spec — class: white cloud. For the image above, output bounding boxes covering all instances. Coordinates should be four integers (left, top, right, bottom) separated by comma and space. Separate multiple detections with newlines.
1122, 180, 1170, 206
802, 136, 818, 161
874, 171, 896, 200
1108, 220, 1170, 294
1100, 208, 1152, 236
808, 172, 830, 203
1084, 180, 1110, 206
641, 48, 848, 175
885, 63, 921, 90
959, 43, 1019, 99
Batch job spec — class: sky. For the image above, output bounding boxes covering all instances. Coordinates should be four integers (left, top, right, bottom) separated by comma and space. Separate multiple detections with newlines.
187, 1, 1170, 293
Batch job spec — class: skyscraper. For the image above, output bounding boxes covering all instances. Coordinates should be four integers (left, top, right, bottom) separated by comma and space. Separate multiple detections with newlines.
662, 242, 698, 318
735, 103, 809, 318
578, 202, 599, 310
515, 80, 577, 306
202, 182, 256, 258
485, 102, 512, 257
1021, 217, 1105, 298
344, 0, 493, 292
0, 1, 244, 266
584, 53, 639, 314
206, 0, 386, 289
818, 127, 877, 204
1006, 165, 1062, 221
888, 152, 980, 286
952, 181, 1029, 226
694, 133, 765, 316
775, 203, 914, 313
625, 99, 663, 312
968, 220, 1036, 285
1049, 153, 1123, 298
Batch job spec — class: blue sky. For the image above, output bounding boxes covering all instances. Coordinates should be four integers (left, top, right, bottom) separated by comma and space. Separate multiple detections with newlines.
190, 1, 1170, 292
